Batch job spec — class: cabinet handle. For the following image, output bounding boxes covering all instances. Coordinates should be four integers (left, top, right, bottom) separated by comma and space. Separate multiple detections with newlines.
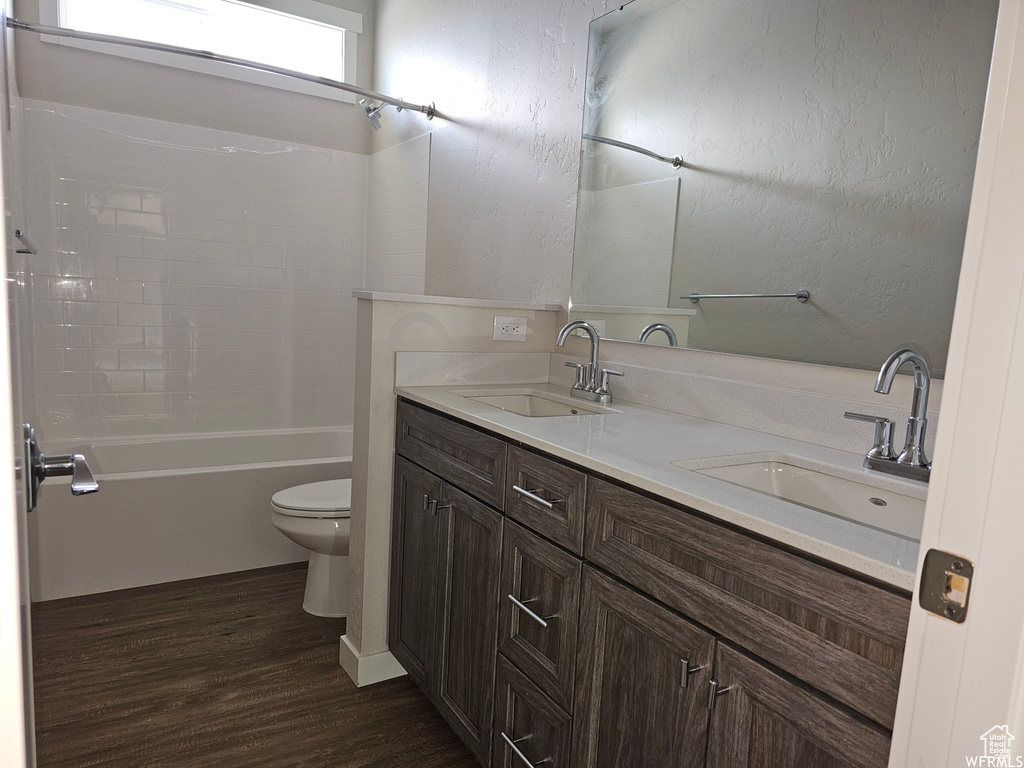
512, 485, 564, 510
679, 656, 703, 688
500, 732, 551, 767
707, 678, 732, 711
507, 594, 553, 628
423, 495, 438, 515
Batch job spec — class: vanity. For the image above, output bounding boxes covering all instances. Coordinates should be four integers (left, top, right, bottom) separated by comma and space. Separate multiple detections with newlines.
387, 385, 920, 768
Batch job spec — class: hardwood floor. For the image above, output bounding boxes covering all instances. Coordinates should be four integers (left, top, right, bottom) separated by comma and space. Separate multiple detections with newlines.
31, 563, 479, 768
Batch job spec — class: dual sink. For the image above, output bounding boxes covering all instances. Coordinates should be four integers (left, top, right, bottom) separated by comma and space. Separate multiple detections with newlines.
457, 387, 925, 540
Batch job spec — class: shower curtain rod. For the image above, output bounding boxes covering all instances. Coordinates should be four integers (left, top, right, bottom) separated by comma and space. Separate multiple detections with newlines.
583, 133, 684, 169
5, 18, 436, 120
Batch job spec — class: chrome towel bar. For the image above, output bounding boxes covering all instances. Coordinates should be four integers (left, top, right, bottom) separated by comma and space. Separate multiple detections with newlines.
685, 290, 810, 304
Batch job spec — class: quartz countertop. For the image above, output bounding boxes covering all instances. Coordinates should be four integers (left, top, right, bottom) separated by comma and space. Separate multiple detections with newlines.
394, 383, 926, 591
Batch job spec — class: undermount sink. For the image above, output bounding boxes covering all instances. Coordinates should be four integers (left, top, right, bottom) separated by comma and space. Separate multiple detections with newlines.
458, 388, 617, 418
673, 455, 925, 539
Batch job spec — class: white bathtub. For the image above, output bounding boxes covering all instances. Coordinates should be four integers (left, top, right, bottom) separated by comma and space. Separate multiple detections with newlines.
28, 428, 352, 602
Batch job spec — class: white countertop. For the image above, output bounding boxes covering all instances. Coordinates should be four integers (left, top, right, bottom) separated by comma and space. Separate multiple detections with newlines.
395, 383, 925, 591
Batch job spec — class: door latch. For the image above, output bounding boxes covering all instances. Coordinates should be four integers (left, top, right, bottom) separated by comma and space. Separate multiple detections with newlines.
919, 549, 974, 623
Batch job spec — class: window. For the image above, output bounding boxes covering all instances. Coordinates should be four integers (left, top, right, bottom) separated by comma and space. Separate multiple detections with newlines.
40, 0, 362, 102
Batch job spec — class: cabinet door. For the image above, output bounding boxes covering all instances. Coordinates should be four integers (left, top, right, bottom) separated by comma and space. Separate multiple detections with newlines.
572, 567, 715, 768
435, 482, 504, 766
706, 644, 891, 768
389, 457, 443, 693
493, 654, 572, 768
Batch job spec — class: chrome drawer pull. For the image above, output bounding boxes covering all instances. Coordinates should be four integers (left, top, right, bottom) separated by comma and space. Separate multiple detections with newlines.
507, 594, 553, 628
512, 485, 564, 510
501, 732, 551, 767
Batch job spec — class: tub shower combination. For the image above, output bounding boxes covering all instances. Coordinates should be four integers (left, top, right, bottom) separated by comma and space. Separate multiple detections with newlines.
28, 427, 352, 602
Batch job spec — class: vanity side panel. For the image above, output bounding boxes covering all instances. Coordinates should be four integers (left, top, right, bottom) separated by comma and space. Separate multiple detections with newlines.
584, 478, 910, 728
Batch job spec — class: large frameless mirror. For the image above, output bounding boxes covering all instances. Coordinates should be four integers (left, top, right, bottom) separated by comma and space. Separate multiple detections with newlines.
569, 0, 999, 376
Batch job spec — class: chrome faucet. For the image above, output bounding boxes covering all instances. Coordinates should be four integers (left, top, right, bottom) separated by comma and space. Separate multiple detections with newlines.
638, 322, 678, 347
845, 348, 931, 482
555, 320, 624, 404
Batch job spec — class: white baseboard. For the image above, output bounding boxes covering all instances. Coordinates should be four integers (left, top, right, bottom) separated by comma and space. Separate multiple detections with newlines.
339, 634, 407, 686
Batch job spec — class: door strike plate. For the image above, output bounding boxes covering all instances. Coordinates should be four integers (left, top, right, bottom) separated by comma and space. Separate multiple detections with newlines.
919, 549, 974, 623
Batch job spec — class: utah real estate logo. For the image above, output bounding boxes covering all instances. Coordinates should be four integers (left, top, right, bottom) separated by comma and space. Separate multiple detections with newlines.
967, 726, 1024, 766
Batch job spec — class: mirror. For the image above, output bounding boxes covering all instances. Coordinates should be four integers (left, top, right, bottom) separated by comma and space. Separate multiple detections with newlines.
570, 0, 999, 377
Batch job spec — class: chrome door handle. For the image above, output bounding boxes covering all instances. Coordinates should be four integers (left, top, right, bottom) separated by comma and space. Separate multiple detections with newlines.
511, 485, 563, 510
23, 423, 99, 511
500, 732, 550, 767
40, 454, 99, 495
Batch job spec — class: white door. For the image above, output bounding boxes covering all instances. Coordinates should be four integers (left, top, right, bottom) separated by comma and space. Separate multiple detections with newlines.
0, 2, 33, 764
888, 0, 1024, 765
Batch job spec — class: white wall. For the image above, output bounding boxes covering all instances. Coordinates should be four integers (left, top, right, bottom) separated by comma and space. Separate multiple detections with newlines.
371, 0, 618, 305
21, 99, 368, 442
11, 0, 377, 153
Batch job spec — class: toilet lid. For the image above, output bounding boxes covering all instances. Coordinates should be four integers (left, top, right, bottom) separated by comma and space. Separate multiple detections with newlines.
272, 479, 352, 517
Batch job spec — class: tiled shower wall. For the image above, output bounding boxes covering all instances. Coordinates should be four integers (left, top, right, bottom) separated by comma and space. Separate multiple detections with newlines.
20, 99, 425, 443
365, 135, 429, 293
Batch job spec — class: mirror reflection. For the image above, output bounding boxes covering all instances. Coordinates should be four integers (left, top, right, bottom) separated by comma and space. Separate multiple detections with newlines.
570, 0, 999, 376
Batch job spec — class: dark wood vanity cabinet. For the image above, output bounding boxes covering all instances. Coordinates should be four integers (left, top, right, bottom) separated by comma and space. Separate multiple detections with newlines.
390, 424, 505, 766
706, 645, 891, 768
390, 399, 912, 768
389, 456, 443, 691
572, 567, 715, 768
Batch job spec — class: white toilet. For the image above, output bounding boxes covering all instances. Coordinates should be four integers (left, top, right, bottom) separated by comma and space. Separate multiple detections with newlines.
270, 479, 352, 618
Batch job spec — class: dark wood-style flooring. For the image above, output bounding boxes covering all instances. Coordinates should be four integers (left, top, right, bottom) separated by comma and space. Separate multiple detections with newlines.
31, 563, 478, 768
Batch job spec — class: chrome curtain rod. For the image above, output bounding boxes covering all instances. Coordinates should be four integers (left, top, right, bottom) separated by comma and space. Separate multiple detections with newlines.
583, 133, 684, 168
6, 18, 435, 120
685, 290, 810, 304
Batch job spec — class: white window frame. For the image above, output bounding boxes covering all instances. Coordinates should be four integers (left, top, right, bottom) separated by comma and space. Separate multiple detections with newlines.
37, 0, 362, 103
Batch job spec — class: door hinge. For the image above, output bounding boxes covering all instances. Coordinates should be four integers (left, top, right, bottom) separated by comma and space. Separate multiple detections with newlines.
919, 549, 974, 623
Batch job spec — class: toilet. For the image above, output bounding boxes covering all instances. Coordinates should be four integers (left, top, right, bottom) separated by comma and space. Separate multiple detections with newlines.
270, 479, 352, 618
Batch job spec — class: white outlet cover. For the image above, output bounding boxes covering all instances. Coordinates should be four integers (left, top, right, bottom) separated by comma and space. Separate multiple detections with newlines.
493, 315, 528, 342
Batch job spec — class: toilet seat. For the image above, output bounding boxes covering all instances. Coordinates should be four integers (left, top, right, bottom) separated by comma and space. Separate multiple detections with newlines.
271, 479, 352, 518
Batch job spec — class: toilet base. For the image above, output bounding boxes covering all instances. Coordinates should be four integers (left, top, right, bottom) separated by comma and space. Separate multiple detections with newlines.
303, 552, 349, 618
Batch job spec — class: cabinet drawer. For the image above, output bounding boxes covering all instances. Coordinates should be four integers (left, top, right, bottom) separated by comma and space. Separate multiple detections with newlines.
506, 446, 587, 554
498, 520, 581, 711
493, 654, 572, 768
396, 400, 508, 509
584, 478, 911, 729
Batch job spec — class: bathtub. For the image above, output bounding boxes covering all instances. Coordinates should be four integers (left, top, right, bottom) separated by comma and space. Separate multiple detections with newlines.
28, 427, 352, 602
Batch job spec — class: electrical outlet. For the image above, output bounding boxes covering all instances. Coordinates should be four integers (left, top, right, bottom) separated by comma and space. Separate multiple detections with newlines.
493, 315, 528, 342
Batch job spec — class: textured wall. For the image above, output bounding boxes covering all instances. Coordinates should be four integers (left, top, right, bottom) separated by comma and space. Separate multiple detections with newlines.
372, 0, 617, 305
583, 0, 999, 374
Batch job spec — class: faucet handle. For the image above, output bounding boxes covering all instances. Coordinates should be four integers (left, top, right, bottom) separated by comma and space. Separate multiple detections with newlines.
564, 361, 588, 390
596, 368, 625, 395
844, 412, 897, 460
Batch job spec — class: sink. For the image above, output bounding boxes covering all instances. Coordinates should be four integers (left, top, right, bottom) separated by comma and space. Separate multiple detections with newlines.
674, 455, 925, 539
458, 388, 616, 418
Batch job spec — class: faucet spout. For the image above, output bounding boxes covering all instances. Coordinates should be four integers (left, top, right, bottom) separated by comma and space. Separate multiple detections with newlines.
638, 322, 678, 347
555, 320, 600, 392
874, 348, 931, 470
874, 349, 930, 421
